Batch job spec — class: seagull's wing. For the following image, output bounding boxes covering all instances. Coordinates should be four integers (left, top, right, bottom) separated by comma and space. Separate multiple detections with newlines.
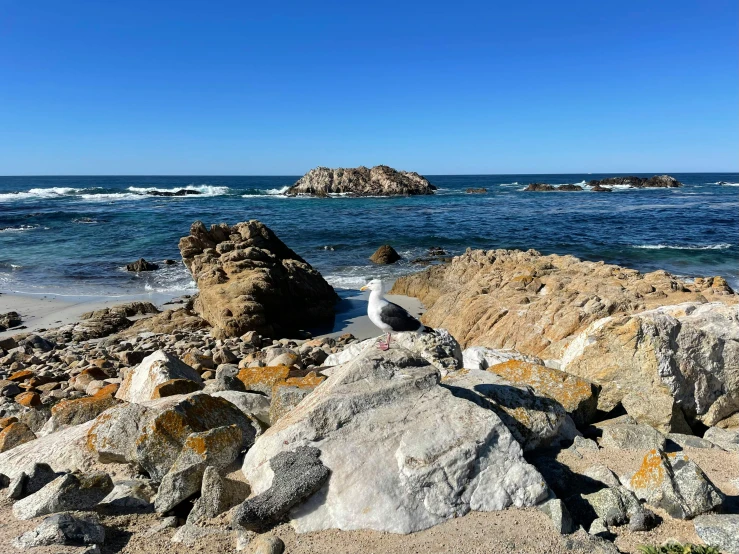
379, 301, 423, 332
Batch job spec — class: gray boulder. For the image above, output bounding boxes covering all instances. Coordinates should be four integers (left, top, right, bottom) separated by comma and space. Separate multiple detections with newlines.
234, 446, 329, 530
187, 466, 249, 524
600, 424, 666, 451
694, 514, 739, 554
12, 471, 114, 520
211, 390, 271, 425
12, 513, 105, 548
538, 497, 576, 534
98, 479, 156, 511
704, 426, 739, 452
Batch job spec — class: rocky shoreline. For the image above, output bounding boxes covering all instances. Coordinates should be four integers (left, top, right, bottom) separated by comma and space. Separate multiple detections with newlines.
524, 174, 683, 192
0, 221, 737, 554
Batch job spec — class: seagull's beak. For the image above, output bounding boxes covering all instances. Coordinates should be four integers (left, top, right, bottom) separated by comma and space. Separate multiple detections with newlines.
360, 285, 368, 291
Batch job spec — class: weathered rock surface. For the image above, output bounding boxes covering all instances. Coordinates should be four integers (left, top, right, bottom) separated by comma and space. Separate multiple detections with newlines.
98, 479, 156, 511
600, 424, 667, 451
442, 367, 574, 451
0, 421, 36, 452
13, 470, 114, 520
284, 165, 436, 197
694, 514, 739, 554
211, 390, 271, 425
323, 329, 462, 374
0, 421, 96, 479
626, 450, 723, 519
587, 175, 683, 188
391, 249, 736, 361
703, 425, 739, 452
179, 220, 338, 338
562, 302, 739, 429
155, 424, 243, 513
369, 245, 401, 264
462, 346, 543, 370
188, 466, 248, 523
88, 393, 258, 481
0, 311, 22, 331
13, 513, 105, 548
485, 360, 599, 426
41, 388, 119, 435
116, 350, 202, 403
126, 258, 159, 271
524, 183, 583, 191
234, 446, 330, 530
241, 347, 547, 534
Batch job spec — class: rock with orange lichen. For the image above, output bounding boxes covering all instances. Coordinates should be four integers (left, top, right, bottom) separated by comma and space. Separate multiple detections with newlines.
116, 350, 202, 403
562, 302, 739, 431
442, 367, 575, 451
485, 360, 599, 426
626, 449, 723, 519
8, 370, 35, 382
154, 424, 243, 513
235, 364, 325, 396
0, 422, 36, 452
178, 220, 338, 338
87, 393, 259, 481
40, 389, 120, 436
15, 391, 41, 408
269, 385, 314, 424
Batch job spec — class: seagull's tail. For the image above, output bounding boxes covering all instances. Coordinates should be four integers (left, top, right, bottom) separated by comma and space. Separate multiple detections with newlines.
422, 325, 434, 334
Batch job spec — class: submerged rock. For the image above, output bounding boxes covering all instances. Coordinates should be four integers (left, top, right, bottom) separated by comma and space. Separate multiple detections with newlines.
284, 165, 436, 197
126, 258, 159, 271
178, 220, 338, 338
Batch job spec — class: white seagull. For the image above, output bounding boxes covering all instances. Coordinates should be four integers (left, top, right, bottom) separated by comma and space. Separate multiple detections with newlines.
360, 278, 429, 350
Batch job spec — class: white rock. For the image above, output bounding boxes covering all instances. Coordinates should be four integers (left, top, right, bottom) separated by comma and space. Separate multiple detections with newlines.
0, 421, 96, 479
115, 350, 203, 403
323, 329, 462, 374
243, 347, 547, 534
462, 346, 543, 370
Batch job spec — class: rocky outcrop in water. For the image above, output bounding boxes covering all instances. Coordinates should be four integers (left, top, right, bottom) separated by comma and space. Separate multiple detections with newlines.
524, 183, 583, 191
147, 189, 201, 197
125, 258, 159, 271
178, 220, 338, 338
369, 244, 401, 264
587, 175, 682, 188
284, 165, 436, 197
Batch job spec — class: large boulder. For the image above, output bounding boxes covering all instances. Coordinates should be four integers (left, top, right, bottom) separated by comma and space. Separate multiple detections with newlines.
369, 245, 401, 264
178, 220, 338, 338
323, 329, 462, 374
13, 513, 105, 548
13, 471, 114, 520
284, 165, 436, 197
241, 347, 547, 534
116, 350, 202, 403
694, 514, 739, 554
0, 421, 36, 452
0, 421, 96, 479
561, 302, 739, 430
390, 249, 736, 362
87, 393, 259, 480
626, 450, 723, 519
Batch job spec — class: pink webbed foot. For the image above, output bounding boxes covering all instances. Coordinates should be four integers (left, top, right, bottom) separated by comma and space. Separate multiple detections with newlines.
377, 341, 390, 351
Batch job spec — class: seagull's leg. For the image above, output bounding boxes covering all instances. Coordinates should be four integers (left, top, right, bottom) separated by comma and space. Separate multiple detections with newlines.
377, 332, 390, 351
387, 333, 392, 349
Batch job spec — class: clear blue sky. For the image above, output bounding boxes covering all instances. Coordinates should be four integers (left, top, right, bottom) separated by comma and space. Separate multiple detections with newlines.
1, 0, 737, 175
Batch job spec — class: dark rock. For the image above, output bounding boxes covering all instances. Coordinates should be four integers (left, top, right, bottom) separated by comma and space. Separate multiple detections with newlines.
147, 188, 201, 197
163, 259, 177, 265
590, 184, 612, 192
126, 258, 159, 271
524, 183, 556, 191
557, 184, 584, 191
233, 446, 330, 530
369, 245, 401, 265
587, 175, 682, 188
13, 513, 105, 548
466, 188, 487, 194
12, 471, 114, 520
0, 311, 22, 331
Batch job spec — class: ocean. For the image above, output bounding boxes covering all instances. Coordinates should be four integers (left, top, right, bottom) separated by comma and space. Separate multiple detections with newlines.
1, 173, 737, 299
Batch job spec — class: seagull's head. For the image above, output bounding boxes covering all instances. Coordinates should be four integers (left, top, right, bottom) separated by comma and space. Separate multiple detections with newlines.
360, 279, 383, 293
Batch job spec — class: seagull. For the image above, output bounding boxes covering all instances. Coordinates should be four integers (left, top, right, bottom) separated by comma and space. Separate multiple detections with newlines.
360, 278, 429, 350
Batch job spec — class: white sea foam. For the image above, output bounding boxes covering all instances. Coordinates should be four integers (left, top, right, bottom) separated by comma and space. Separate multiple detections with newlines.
632, 243, 733, 251
126, 184, 230, 196
0, 187, 82, 201
0, 225, 40, 233
715, 182, 739, 186
262, 186, 290, 195
79, 192, 143, 201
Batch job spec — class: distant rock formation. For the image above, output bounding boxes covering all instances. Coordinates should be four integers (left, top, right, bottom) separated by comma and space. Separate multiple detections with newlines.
466, 188, 487, 194
587, 175, 682, 188
524, 183, 583, 192
126, 258, 159, 272
147, 189, 201, 197
284, 165, 436, 197
179, 220, 338, 338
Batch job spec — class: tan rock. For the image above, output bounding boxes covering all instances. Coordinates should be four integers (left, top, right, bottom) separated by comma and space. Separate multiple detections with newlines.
236, 365, 324, 396
44, 390, 120, 434
486, 360, 599, 426
178, 220, 338, 338
152, 378, 203, 398
7, 369, 34, 382
0, 416, 19, 429
116, 350, 202, 403
120, 307, 209, 337
284, 165, 436, 197
15, 391, 41, 408
390, 249, 736, 360
0, 422, 36, 452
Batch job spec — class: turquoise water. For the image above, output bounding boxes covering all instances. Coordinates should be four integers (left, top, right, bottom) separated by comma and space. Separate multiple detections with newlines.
0, 173, 737, 297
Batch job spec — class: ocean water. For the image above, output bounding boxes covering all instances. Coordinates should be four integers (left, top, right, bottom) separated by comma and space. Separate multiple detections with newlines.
0, 173, 737, 298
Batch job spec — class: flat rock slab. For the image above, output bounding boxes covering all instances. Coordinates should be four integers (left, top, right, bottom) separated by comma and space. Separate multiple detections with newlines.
694, 514, 739, 554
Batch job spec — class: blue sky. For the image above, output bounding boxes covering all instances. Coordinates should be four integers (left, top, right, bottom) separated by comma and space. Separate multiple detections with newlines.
1, 0, 737, 175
